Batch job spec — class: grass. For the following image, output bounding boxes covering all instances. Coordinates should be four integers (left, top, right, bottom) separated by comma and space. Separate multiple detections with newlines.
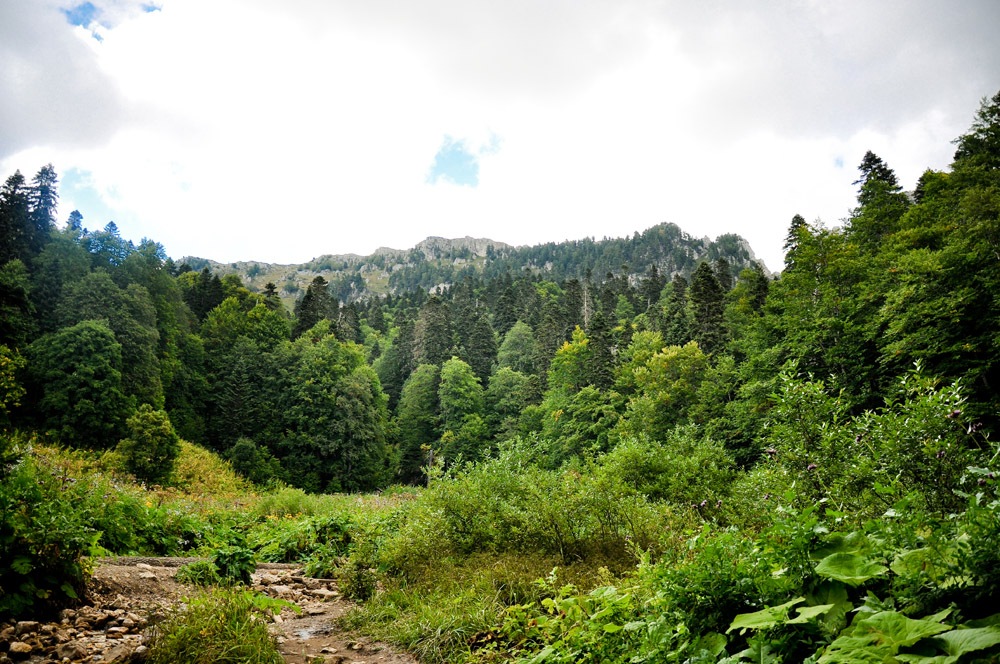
339, 551, 621, 663
146, 589, 285, 664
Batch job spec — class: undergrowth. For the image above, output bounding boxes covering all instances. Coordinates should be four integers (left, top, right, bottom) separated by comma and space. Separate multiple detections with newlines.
146, 589, 289, 664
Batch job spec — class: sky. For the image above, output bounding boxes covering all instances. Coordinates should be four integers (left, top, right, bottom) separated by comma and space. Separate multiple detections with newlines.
2, 1, 998, 272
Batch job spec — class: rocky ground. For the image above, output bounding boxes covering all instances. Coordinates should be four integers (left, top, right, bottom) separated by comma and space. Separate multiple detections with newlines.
0, 558, 418, 664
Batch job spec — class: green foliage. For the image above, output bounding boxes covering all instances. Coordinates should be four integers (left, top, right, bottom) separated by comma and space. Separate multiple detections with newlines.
146, 589, 284, 664
437, 357, 487, 462
376, 441, 668, 581
0, 345, 25, 427
212, 545, 256, 585
765, 366, 984, 515
497, 320, 538, 375
250, 512, 353, 564
0, 436, 98, 618
615, 340, 710, 442
175, 560, 222, 586
501, 574, 638, 663
276, 322, 395, 492
0, 259, 36, 348
596, 429, 733, 508
57, 270, 163, 406
116, 404, 181, 485
26, 319, 131, 449
224, 437, 285, 486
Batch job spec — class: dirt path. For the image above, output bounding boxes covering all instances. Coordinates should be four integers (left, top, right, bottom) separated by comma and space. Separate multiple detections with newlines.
1, 558, 418, 664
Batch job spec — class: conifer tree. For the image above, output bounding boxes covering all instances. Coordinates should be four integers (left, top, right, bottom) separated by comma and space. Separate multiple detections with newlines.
688, 262, 726, 354
412, 295, 453, 366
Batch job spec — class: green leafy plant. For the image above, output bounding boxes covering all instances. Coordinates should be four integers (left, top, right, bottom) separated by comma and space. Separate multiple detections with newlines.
212, 545, 256, 586
0, 437, 99, 618
175, 560, 221, 586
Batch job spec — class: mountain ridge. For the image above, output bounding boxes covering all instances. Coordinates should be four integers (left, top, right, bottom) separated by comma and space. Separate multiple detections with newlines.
180, 222, 767, 304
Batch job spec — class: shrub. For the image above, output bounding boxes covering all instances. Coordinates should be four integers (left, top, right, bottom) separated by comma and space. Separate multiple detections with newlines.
596, 427, 734, 508
0, 434, 98, 618
116, 404, 180, 486
171, 440, 252, 496
175, 560, 221, 586
212, 545, 256, 586
225, 437, 285, 486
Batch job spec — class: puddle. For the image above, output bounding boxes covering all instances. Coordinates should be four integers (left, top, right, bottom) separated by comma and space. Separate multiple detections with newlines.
295, 626, 331, 640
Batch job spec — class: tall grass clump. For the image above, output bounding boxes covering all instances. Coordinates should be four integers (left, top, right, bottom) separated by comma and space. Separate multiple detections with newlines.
146, 589, 285, 664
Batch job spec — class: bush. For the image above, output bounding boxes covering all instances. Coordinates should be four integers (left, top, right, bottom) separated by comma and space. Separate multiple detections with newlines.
225, 437, 285, 486
0, 434, 98, 618
376, 440, 668, 581
116, 404, 180, 486
212, 545, 256, 585
171, 440, 252, 496
175, 560, 221, 586
596, 427, 734, 509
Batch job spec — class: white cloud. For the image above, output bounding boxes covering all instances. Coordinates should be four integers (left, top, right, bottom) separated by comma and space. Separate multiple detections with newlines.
2, 0, 998, 272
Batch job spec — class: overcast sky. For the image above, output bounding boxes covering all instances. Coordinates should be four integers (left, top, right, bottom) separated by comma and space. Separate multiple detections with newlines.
2, 1, 998, 271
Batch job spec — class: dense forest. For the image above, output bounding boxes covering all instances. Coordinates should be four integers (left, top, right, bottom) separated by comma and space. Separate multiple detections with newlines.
2, 91, 1000, 663
0, 164, 765, 492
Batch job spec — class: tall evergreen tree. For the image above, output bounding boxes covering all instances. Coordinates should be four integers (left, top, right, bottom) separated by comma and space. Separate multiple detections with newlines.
639, 264, 667, 313
376, 315, 416, 409
783, 214, 808, 269
661, 274, 691, 346
953, 90, 1000, 171
396, 364, 441, 484
848, 151, 910, 251
412, 295, 453, 366
688, 262, 726, 354
25, 164, 57, 261
293, 276, 336, 338
0, 171, 30, 265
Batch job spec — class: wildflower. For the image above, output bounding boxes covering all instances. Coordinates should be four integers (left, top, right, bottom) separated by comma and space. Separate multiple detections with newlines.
936, 450, 946, 459
765, 448, 777, 457
807, 463, 818, 471
946, 409, 962, 419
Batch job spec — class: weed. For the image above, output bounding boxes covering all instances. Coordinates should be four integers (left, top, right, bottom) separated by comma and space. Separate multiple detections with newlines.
146, 589, 284, 664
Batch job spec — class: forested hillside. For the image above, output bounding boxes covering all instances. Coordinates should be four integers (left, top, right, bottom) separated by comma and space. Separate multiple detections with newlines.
185, 222, 761, 308
2, 91, 1000, 663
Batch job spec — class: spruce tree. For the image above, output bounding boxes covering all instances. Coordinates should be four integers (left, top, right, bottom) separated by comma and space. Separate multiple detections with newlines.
688, 262, 726, 354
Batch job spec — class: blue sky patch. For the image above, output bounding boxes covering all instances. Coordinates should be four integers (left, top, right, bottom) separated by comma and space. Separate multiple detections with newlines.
61, 168, 121, 232
427, 136, 480, 187
62, 2, 99, 28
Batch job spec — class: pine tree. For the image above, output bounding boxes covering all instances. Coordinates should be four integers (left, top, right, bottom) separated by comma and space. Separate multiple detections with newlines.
662, 275, 691, 346
412, 295, 453, 366
0, 171, 30, 265
783, 214, 808, 269
293, 276, 336, 338
688, 262, 726, 354
25, 164, 57, 260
